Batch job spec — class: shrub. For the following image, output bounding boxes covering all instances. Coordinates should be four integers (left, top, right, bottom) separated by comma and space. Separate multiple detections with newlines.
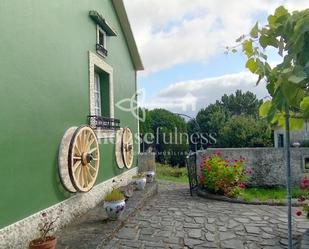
104, 189, 125, 202
296, 176, 309, 218
199, 152, 251, 197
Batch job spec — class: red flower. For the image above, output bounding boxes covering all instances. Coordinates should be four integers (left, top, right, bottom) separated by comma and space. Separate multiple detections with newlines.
296, 210, 303, 216
239, 183, 246, 189
300, 176, 309, 190
199, 176, 205, 184
214, 150, 221, 156
298, 196, 306, 202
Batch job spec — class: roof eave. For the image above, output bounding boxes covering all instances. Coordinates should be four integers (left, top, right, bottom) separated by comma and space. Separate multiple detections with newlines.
112, 0, 144, 71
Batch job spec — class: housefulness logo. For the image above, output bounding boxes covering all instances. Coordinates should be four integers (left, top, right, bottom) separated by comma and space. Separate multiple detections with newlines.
115, 88, 146, 122
115, 89, 198, 122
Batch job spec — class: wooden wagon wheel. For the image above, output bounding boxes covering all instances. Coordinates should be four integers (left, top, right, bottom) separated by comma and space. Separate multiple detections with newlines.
68, 126, 100, 192
115, 128, 125, 169
58, 127, 78, 193
121, 127, 134, 168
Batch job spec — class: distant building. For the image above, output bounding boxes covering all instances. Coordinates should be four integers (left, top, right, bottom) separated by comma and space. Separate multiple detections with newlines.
273, 122, 309, 147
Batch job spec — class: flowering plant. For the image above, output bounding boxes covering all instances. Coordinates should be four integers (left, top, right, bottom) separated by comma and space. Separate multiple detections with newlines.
296, 176, 309, 218
30, 209, 63, 245
200, 152, 251, 198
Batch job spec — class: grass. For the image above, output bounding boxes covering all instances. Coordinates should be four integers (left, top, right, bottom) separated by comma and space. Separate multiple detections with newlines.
242, 187, 307, 202
156, 163, 188, 184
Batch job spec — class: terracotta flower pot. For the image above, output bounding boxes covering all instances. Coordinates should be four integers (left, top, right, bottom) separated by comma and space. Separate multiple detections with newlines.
29, 236, 57, 249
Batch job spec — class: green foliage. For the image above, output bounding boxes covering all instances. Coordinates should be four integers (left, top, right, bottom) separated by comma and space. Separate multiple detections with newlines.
236, 6, 309, 129
242, 187, 307, 202
156, 163, 188, 184
219, 115, 272, 147
104, 189, 124, 202
220, 90, 262, 116
200, 153, 249, 197
139, 108, 189, 166
193, 90, 271, 148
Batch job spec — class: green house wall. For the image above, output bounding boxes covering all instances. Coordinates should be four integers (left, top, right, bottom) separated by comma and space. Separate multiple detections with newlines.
0, 0, 138, 228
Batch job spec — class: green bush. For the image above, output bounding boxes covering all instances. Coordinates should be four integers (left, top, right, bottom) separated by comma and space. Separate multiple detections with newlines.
200, 152, 250, 197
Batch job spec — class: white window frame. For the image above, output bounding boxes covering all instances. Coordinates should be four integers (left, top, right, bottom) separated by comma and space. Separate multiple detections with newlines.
96, 25, 107, 57
89, 51, 114, 139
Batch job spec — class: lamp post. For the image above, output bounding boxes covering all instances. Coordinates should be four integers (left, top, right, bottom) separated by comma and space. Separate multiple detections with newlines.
284, 105, 293, 249
173, 113, 201, 152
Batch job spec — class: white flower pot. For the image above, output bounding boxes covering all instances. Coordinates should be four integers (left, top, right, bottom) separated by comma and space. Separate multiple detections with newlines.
134, 177, 146, 190
146, 171, 155, 183
104, 199, 126, 220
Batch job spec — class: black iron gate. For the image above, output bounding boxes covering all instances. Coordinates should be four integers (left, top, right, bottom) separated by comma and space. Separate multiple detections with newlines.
185, 151, 198, 196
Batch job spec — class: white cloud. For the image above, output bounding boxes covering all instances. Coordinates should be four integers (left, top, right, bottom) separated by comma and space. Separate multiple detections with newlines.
140, 72, 269, 116
124, 0, 309, 74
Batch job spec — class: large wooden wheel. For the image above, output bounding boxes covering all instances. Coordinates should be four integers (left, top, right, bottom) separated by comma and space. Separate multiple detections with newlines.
121, 127, 134, 168
115, 128, 125, 169
68, 126, 100, 192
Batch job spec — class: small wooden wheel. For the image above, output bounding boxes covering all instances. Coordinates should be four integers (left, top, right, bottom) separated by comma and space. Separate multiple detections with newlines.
68, 126, 100, 192
121, 127, 134, 168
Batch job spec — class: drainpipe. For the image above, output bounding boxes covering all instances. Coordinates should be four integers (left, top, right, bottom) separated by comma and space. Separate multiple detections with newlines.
284, 104, 293, 249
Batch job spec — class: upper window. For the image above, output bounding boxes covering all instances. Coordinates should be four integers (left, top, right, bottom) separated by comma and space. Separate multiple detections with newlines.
96, 26, 107, 57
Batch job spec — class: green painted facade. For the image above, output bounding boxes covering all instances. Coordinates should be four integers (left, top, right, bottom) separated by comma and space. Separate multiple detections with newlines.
0, 0, 139, 228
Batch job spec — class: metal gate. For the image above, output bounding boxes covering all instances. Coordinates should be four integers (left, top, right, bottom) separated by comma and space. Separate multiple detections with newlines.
185, 151, 198, 196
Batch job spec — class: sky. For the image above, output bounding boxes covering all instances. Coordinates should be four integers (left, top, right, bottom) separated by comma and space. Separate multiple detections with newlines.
123, 0, 309, 117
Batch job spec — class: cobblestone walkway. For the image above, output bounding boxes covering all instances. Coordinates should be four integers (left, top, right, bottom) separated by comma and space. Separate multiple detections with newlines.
105, 182, 309, 249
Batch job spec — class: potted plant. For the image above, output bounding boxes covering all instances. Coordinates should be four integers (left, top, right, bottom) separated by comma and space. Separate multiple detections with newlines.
29, 210, 62, 249
104, 189, 126, 220
145, 160, 156, 183
133, 172, 147, 190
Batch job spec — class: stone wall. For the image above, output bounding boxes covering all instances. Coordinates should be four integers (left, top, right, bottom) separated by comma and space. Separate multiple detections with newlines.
138, 151, 156, 172
196, 148, 309, 187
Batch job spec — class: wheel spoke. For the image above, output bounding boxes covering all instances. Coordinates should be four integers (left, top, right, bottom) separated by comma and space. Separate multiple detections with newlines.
73, 156, 81, 160
72, 161, 81, 172
88, 163, 97, 172
74, 144, 81, 156
84, 131, 91, 151
75, 164, 82, 182
80, 166, 85, 187
89, 147, 98, 154
85, 166, 93, 182
87, 137, 95, 151
83, 167, 89, 187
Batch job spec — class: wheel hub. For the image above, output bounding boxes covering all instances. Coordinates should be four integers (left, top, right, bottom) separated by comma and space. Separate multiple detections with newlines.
81, 152, 92, 165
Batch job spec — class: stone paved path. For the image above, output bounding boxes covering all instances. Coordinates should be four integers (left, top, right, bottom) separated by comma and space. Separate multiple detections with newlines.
105, 182, 309, 249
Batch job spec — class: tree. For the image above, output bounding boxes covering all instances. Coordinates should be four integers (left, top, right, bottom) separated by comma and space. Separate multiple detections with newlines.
220, 90, 262, 117
193, 90, 271, 147
139, 108, 189, 166
219, 115, 272, 148
233, 6, 309, 247
232, 6, 309, 127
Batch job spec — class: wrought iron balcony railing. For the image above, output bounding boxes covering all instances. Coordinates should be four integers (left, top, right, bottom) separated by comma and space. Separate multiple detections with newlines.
88, 115, 120, 130
96, 43, 108, 57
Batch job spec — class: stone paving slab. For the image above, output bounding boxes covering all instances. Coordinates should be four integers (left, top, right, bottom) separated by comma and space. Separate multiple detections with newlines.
56, 182, 158, 249
106, 182, 309, 249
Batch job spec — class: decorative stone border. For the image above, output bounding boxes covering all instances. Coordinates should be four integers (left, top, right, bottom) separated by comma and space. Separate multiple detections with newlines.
197, 189, 308, 207
0, 167, 137, 249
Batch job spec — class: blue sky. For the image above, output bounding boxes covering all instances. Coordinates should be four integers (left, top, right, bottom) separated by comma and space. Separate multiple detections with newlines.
124, 0, 308, 115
